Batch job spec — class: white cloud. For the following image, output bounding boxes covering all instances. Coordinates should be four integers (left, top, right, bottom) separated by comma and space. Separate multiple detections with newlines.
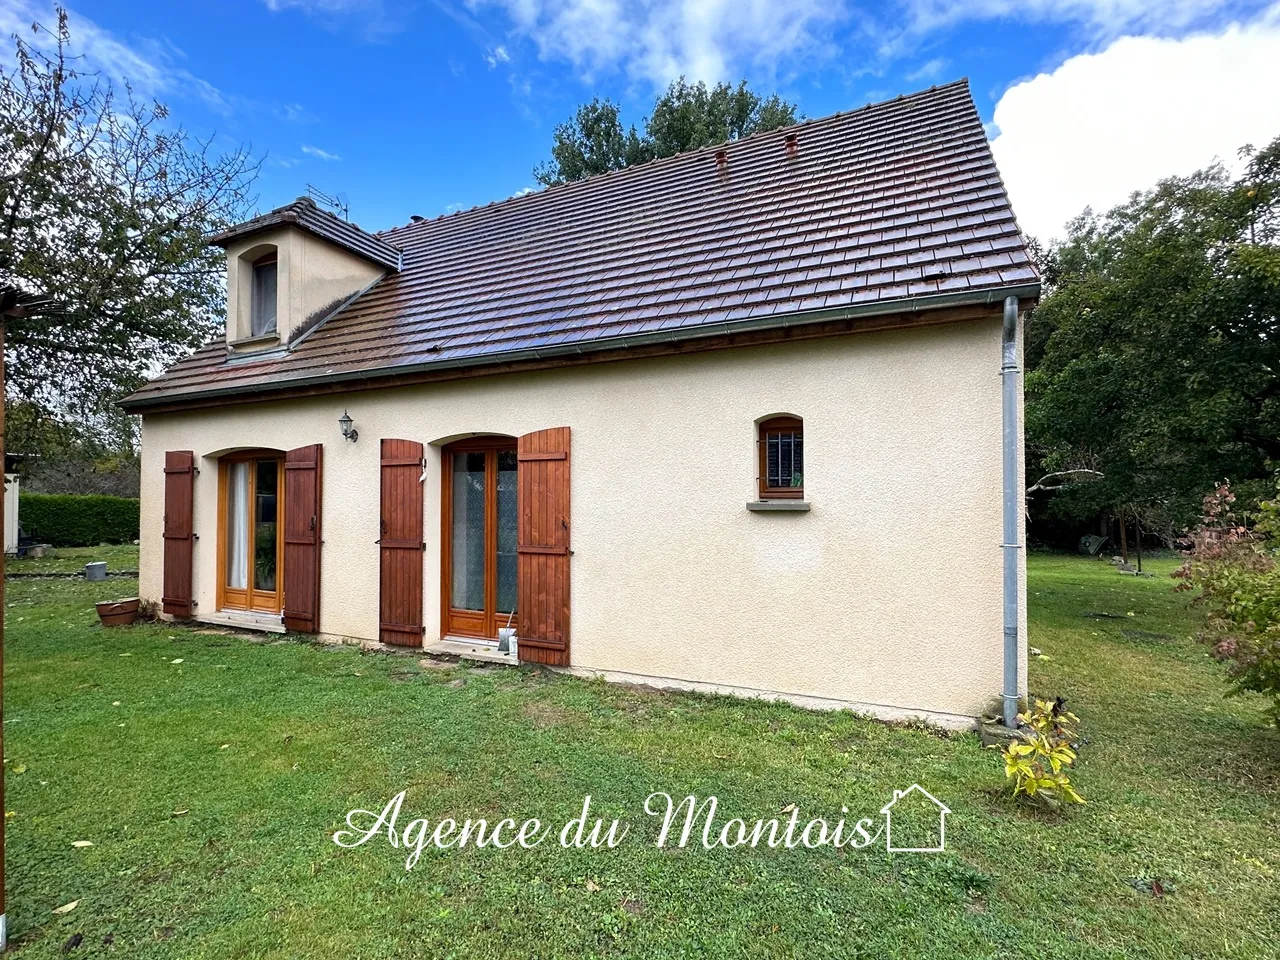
466, 0, 846, 86
483, 43, 510, 67
0, 0, 233, 113
465, 0, 1268, 86
990, 6, 1280, 241
261, 0, 402, 38
903, 0, 1243, 39
301, 145, 342, 161
904, 56, 947, 82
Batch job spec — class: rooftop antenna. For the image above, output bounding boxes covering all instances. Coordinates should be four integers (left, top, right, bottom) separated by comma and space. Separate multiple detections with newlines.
306, 183, 349, 221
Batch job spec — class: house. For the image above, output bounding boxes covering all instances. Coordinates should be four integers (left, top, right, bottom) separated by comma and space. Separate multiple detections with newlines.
121, 80, 1036, 729
3, 285, 52, 557
880, 784, 952, 852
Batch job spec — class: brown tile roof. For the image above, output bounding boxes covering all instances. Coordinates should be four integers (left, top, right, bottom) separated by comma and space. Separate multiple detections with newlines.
208, 196, 403, 271
123, 79, 1038, 411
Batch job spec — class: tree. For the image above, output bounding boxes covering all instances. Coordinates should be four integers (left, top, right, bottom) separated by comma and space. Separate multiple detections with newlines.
646, 78, 797, 159
1, 13, 259, 926
535, 77, 799, 186
534, 98, 653, 186
0, 9, 259, 446
8, 396, 140, 495
1025, 136, 1280, 536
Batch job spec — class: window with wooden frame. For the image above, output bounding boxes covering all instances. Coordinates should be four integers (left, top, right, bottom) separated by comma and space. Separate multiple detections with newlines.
757, 416, 804, 499
440, 438, 518, 641
250, 252, 278, 337
217, 450, 284, 614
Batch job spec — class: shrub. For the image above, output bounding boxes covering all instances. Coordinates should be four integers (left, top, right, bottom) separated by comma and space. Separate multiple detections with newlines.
19, 493, 140, 547
1174, 482, 1280, 720
991, 698, 1086, 808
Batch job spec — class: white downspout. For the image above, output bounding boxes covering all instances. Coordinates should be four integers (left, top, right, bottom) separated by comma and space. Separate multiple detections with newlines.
1001, 295, 1022, 728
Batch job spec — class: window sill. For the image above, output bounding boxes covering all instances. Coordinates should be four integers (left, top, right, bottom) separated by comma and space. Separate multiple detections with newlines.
746, 500, 810, 512
228, 332, 281, 350
225, 333, 286, 365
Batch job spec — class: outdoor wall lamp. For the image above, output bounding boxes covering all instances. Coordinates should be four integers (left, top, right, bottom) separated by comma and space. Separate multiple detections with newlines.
338, 409, 359, 443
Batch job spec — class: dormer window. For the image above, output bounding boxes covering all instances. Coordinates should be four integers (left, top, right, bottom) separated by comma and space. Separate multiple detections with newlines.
214, 197, 398, 352
251, 252, 278, 337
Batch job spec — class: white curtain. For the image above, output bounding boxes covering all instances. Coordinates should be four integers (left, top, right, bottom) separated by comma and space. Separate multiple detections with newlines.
227, 462, 249, 589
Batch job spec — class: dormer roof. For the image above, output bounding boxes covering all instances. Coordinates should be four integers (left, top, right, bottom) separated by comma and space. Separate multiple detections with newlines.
209, 196, 402, 272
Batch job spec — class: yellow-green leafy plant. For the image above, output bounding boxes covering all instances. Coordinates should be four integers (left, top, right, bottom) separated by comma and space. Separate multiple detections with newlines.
992, 698, 1086, 808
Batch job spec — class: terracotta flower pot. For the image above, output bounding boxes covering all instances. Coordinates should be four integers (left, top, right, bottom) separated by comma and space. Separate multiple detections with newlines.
96, 597, 141, 627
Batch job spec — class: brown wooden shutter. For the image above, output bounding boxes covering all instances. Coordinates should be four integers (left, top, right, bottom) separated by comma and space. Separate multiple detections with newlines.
380, 438, 425, 646
283, 444, 323, 633
517, 427, 570, 665
162, 450, 196, 616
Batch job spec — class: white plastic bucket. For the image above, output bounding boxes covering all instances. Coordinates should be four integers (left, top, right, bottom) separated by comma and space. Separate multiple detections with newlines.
498, 627, 517, 655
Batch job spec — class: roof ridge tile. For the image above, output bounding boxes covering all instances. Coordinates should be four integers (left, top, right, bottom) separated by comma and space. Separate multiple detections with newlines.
378, 79, 974, 238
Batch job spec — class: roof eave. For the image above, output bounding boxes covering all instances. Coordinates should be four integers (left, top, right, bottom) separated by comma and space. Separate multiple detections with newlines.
207, 213, 300, 247
120, 282, 1041, 413
207, 216, 401, 272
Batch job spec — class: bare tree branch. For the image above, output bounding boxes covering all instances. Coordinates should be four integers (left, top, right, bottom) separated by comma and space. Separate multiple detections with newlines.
0, 6, 259, 450
1026, 469, 1106, 495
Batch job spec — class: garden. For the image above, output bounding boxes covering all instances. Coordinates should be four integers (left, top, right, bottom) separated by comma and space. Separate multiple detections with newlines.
1, 547, 1276, 958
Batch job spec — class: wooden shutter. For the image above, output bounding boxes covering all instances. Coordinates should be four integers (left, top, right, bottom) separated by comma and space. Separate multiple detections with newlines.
162, 450, 196, 616
283, 444, 323, 633
380, 438, 425, 646
517, 427, 570, 665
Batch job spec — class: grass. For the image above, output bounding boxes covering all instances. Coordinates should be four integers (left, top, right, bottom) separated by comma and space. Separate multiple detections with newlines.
6, 545, 138, 576
2, 548, 1277, 958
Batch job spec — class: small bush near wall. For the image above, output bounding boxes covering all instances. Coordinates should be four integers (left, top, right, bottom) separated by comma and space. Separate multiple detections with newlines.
20, 493, 140, 547
1175, 482, 1280, 721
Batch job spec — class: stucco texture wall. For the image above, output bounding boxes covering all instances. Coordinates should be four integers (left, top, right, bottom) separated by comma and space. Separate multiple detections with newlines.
224, 227, 384, 344
139, 316, 1028, 724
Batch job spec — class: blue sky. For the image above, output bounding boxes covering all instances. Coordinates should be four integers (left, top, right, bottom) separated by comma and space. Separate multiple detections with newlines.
4, 1, 1279, 239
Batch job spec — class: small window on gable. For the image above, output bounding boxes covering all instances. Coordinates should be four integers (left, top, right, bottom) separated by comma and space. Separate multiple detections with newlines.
250, 252, 278, 337
758, 416, 804, 499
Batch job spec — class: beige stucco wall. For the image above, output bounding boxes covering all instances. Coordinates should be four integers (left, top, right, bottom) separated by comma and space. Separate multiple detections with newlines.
224, 227, 385, 345
139, 316, 1028, 724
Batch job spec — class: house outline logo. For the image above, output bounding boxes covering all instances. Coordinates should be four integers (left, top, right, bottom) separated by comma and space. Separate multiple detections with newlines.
879, 784, 951, 853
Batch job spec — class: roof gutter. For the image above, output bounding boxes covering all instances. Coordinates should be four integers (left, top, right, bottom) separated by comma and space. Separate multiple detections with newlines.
121, 282, 1041, 412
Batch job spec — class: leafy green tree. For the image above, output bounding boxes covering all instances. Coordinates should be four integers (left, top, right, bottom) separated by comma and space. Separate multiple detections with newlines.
1026, 137, 1280, 535
0, 9, 258, 448
535, 77, 799, 186
646, 78, 797, 159
534, 98, 653, 186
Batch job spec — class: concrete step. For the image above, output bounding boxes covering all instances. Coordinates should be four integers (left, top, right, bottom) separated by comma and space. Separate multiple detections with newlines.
197, 610, 286, 634
425, 637, 520, 666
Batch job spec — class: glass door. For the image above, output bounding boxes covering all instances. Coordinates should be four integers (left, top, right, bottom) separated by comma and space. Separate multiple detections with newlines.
219, 453, 283, 614
443, 440, 517, 639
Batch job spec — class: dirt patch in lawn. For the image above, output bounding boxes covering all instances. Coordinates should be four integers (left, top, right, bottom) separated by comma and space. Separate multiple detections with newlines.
520, 700, 582, 730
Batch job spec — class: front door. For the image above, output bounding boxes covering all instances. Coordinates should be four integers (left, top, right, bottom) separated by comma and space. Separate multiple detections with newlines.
218, 452, 284, 614
442, 438, 517, 639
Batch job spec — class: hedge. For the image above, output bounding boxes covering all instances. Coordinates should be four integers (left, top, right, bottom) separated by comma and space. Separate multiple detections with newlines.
20, 493, 140, 547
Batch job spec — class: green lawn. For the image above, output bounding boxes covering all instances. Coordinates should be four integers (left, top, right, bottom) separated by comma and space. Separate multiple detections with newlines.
2, 550, 1277, 958
6, 545, 139, 577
